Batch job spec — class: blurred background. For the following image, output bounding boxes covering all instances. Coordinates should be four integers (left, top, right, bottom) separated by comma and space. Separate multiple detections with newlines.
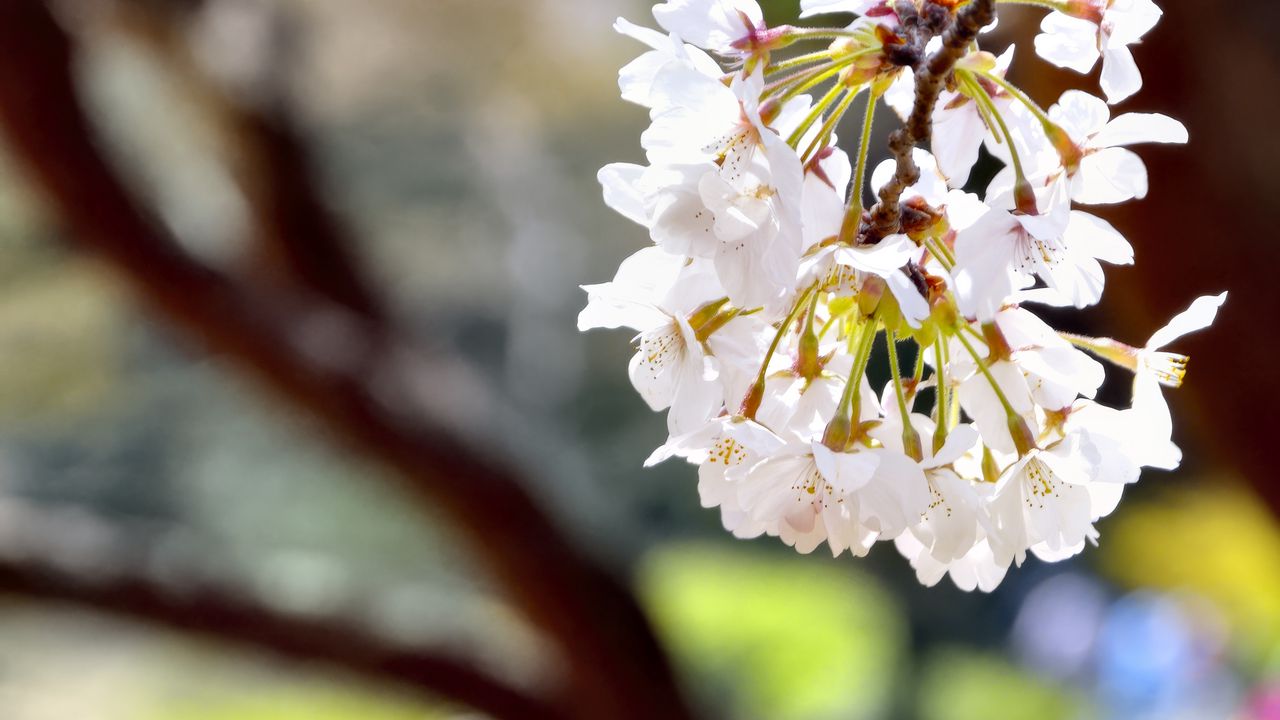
0, 0, 1276, 718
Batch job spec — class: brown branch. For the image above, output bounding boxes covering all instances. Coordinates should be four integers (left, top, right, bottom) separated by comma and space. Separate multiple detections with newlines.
0, 3, 692, 719
867, 0, 997, 241
0, 502, 564, 720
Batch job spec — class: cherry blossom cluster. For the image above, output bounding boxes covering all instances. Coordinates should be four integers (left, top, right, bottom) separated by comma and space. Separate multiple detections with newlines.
580, 0, 1225, 591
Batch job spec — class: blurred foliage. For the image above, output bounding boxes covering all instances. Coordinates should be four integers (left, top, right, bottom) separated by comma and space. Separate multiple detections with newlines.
640, 543, 904, 720
917, 648, 1085, 720
1101, 482, 1280, 665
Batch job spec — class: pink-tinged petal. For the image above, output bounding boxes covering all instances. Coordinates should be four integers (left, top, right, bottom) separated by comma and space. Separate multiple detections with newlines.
1145, 292, 1228, 351
1100, 45, 1143, 104
653, 0, 762, 52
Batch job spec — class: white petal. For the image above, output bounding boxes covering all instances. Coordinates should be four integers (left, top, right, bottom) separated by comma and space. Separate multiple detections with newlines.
1049, 89, 1110, 141
925, 424, 981, 469
800, 0, 885, 18
1129, 375, 1181, 470
614, 17, 669, 50
653, 0, 761, 52
1072, 147, 1148, 204
1100, 45, 1143, 104
1145, 292, 1229, 351
1092, 113, 1188, 148
1063, 210, 1133, 266
578, 247, 683, 331
812, 443, 880, 495
598, 163, 650, 226
1107, 0, 1162, 46
885, 269, 931, 328
1034, 14, 1100, 74
833, 233, 916, 276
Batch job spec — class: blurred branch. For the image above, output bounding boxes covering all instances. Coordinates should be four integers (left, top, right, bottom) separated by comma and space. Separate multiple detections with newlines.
113, 0, 390, 324
0, 2, 692, 718
0, 502, 564, 720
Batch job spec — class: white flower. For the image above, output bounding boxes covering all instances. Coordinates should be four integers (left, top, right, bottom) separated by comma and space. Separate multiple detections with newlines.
950, 308, 1103, 453
985, 428, 1108, 567
1129, 292, 1228, 469
1033, 0, 1163, 104
739, 439, 878, 555
640, 69, 808, 309
653, 0, 766, 58
895, 533, 1009, 592
599, 162, 722, 258
649, 414, 789, 538
614, 18, 724, 108
953, 193, 1133, 315
588, 0, 1204, 589
1049, 89, 1187, 204
579, 248, 725, 435
877, 414, 987, 557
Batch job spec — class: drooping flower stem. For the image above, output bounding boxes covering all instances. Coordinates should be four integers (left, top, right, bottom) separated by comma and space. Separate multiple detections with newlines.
741, 285, 817, 418
932, 337, 951, 453
886, 327, 924, 460
838, 92, 879, 244
766, 50, 876, 104
822, 313, 879, 450
804, 87, 860, 162
909, 343, 926, 407
961, 72, 1037, 214
955, 329, 1037, 455
764, 48, 837, 76
923, 235, 955, 271
978, 69, 1084, 169
789, 82, 847, 148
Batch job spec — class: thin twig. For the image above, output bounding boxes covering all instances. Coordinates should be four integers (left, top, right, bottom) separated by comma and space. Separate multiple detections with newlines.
867, 0, 997, 241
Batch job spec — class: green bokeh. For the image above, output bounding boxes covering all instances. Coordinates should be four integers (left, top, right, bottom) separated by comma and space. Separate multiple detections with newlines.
641, 543, 904, 720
